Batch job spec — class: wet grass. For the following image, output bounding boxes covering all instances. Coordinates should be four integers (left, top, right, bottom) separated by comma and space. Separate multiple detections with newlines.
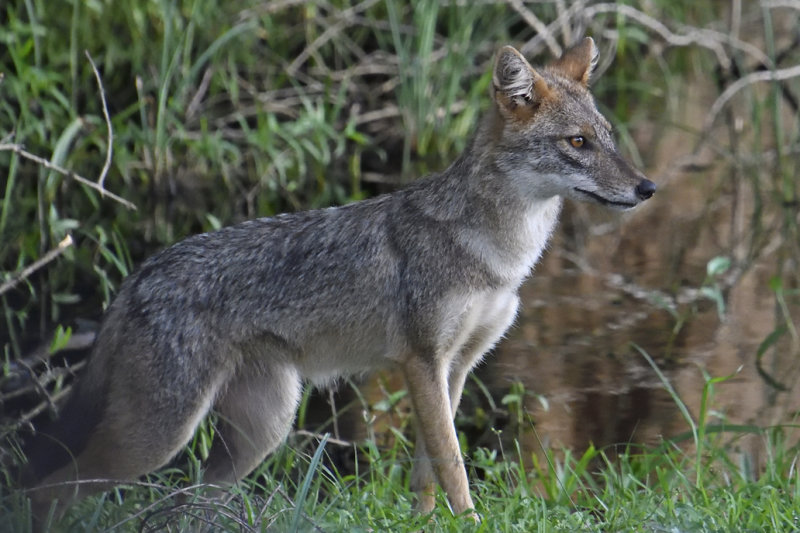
3, 371, 798, 532
2, 0, 800, 531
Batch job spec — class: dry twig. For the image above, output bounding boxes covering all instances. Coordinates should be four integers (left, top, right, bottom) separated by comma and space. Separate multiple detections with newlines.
0, 235, 74, 296
508, 0, 562, 57
0, 143, 136, 210
705, 64, 800, 130
286, 0, 383, 76
85, 50, 114, 188
581, 3, 771, 68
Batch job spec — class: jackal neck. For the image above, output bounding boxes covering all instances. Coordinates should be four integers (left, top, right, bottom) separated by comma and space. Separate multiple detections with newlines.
407, 127, 562, 286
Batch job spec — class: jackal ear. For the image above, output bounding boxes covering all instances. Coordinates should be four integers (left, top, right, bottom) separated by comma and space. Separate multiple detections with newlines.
492, 46, 551, 117
549, 37, 599, 86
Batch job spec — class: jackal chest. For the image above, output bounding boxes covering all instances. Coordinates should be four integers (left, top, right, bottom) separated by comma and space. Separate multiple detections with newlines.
432, 288, 521, 365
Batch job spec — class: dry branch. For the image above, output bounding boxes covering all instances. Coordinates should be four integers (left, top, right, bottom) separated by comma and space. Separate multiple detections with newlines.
0, 143, 136, 210
582, 3, 772, 68
0, 235, 74, 296
508, 0, 562, 56
705, 64, 800, 130
85, 50, 114, 188
286, 0, 383, 76
1, 330, 95, 429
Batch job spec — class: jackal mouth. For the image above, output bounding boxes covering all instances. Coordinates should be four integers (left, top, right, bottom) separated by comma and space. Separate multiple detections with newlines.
573, 188, 637, 209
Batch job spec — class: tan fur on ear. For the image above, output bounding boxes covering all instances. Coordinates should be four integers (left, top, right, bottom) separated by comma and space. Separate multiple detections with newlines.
492, 46, 551, 120
549, 37, 599, 86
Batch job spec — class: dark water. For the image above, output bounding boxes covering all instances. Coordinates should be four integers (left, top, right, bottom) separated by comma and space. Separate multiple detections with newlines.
472, 178, 800, 470
324, 164, 800, 474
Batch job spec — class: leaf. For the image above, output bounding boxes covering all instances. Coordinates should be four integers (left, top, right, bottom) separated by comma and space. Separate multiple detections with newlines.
501, 392, 522, 406
756, 326, 787, 357
706, 256, 731, 277
755, 326, 789, 391
49, 325, 72, 353
205, 213, 222, 231
700, 286, 726, 318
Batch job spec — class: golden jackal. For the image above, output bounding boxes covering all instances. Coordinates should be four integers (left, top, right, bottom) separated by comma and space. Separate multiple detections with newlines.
21, 38, 655, 524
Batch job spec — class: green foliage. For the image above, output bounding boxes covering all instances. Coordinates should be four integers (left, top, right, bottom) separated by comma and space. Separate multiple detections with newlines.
4, 376, 797, 531
383, 0, 506, 175
3, 1, 800, 531
700, 255, 731, 320
0, 0, 520, 356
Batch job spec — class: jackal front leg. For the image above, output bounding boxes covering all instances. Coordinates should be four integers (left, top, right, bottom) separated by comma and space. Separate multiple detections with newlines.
403, 355, 474, 516
410, 359, 476, 513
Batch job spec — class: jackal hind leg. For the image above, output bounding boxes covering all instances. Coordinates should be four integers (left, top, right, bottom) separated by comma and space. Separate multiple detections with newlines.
29, 377, 226, 528
202, 364, 302, 489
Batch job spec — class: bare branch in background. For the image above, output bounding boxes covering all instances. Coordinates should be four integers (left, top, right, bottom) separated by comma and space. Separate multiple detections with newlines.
286, 0, 383, 76
520, 1, 774, 69
0, 143, 136, 210
706, 64, 800, 130
582, 3, 772, 69
0, 235, 74, 296
85, 50, 114, 189
509, 0, 562, 56
761, 0, 800, 9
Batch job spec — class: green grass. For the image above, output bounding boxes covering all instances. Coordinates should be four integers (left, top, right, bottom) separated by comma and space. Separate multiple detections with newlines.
5, 359, 800, 532
3, 370, 798, 532
2, 0, 800, 531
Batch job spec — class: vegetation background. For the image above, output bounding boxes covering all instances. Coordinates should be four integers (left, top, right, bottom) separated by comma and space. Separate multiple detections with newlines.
1, 0, 799, 531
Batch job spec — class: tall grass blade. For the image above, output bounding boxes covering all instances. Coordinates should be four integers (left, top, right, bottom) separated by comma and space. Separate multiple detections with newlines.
289, 432, 329, 533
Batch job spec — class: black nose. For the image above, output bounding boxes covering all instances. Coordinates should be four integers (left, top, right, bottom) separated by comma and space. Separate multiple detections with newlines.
636, 179, 656, 200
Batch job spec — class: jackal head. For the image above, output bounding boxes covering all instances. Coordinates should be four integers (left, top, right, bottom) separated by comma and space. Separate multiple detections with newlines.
490, 38, 655, 209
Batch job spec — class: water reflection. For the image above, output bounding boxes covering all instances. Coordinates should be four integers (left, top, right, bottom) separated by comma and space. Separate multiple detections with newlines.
477, 186, 800, 469
298, 164, 800, 488
308, 175, 799, 475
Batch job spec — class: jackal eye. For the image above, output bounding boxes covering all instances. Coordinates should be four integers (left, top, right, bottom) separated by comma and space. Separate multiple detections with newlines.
568, 136, 585, 148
